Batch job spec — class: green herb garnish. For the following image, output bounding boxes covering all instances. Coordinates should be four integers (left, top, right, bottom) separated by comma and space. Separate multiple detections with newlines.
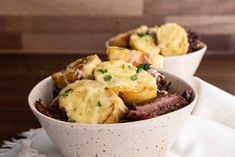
60, 88, 73, 97
136, 64, 151, 73
137, 32, 145, 38
97, 101, 102, 107
121, 64, 125, 69
103, 75, 112, 82
97, 68, 108, 74
128, 65, 131, 69
130, 74, 138, 81
68, 119, 76, 123
82, 58, 88, 64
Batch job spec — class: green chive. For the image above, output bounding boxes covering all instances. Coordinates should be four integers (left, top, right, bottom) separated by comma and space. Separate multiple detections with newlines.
68, 119, 76, 123
130, 74, 138, 81
136, 64, 151, 73
97, 68, 108, 74
82, 58, 88, 64
60, 88, 73, 97
128, 65, 131, 69
97, 101, 102, 107
104, 75, 112, 82
137, 32, 145, 38
121, 64, 125, 69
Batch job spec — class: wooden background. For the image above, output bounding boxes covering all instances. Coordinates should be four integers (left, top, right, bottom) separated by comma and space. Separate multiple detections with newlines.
0, 0, 235, 55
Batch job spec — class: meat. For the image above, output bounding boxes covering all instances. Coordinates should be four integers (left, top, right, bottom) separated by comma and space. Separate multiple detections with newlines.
35, 99, 68, 121
187, 31, 204, 52
126, 93, 189, 120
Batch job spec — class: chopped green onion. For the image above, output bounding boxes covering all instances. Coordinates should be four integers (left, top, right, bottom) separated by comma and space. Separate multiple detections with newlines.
97, 101, 102, 107
137, 32, 145, 38
136, 64, 151, 73
130, 74, 138, 81
97, 68, 108, 74
103, 75, 112, 82
121, 64, 125, 69
60, 88, 73, 97
68, 119, 76, 123
82, 58, 88, 64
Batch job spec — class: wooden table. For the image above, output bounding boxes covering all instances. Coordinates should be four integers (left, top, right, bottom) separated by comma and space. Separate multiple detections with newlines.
0, 54, 235, 144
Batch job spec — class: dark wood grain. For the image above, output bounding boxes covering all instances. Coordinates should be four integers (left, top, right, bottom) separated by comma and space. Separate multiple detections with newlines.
0, 54, 234, 144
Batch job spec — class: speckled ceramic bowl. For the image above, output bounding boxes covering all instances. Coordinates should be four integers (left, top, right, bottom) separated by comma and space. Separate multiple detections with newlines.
105, 41, 207, 79
28, 71, 198, 157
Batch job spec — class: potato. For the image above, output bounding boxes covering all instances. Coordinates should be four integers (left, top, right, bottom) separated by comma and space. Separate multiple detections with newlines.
157, 23, 189, 56
130, 32, 160, 55
108, 25, 148, 48
59, 80, 128, 124
107, 46, 163, 69
94, 60, 158, 105
52, 55, 102, 89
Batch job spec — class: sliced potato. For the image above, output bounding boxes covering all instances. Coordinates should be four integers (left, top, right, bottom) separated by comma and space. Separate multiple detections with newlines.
59, 80, 128, 124
108, 25, 148, 48
157, 23, 189, 56
107, 46, 163, 69
52, 55, 102, 89
94, 60, 158, 105
130, 33, 160, 55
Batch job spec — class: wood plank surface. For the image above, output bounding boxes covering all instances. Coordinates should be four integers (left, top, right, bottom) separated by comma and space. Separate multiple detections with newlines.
0, 0, 143, 16
0, 54, 234, 144
145, 0, 235, 15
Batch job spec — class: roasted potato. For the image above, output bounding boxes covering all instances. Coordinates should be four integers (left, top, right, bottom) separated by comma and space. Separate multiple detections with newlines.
94, 60, 158, 105
108, 25, 148, 48
107, 46, 163, 69
130, 32, 160, 55
59, 80, 128, 124
52, 55, 102, 89
157, 23, 189, 56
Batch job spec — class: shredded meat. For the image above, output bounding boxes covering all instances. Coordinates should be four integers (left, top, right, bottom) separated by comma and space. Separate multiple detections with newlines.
182, 89, 193, 103
156, 74, 171, 91
187, 30, 204, 52
35, 99, 67, 121
126, 93, 189, 120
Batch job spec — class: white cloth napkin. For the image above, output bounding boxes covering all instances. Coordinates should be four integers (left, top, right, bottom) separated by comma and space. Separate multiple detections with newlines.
1, 77, 235, 157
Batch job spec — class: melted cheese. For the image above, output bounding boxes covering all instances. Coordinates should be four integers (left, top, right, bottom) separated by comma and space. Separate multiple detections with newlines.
157, 23, 189, 56
130, 33, 160, 55
94, 60, 158, 104
107, 46, 163, 69
59, 80, 128, 124
52, 54, 102, 89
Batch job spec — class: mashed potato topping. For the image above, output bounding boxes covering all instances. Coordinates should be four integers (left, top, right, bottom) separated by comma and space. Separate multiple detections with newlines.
157, 23, 189, 56
94, 60, 158, 105
59, 80, 128, 124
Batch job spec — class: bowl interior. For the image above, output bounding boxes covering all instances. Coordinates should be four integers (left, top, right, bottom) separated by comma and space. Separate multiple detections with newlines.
28, 71, 197, 127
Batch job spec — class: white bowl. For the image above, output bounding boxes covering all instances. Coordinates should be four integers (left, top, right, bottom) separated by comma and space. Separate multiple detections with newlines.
28, 72, 198, 157
105, 41, 207, 79
162, 46, 207, 79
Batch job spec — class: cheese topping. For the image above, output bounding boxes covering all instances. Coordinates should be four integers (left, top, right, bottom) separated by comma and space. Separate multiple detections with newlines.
94, 60, 158, 104
59, 80, 128, 124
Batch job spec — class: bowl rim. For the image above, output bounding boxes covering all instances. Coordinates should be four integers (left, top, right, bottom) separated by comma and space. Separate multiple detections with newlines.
28, 71, 198, 128
105, 40, 207, 59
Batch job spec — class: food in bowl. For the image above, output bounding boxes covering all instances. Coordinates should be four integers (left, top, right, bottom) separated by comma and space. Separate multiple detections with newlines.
35, 54, 193, 124
108, 23, 204, 57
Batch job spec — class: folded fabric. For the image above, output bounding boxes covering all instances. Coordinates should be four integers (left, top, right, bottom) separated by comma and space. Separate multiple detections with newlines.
166, 115, 235, 157
1, 77, 235, 157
